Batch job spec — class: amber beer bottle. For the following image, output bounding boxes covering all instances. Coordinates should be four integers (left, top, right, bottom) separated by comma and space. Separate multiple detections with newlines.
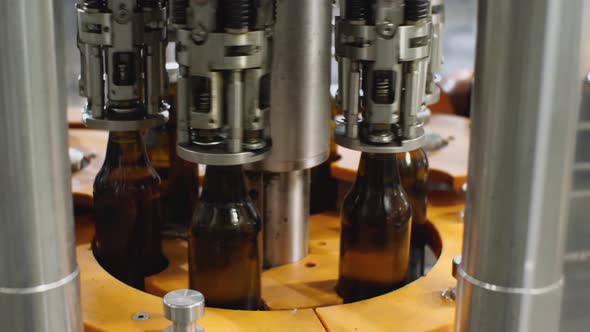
145, 68, 199, 236
397, 148, 429, 280
189, 165, 262, 310
93, 126, 168, 290
337, 153, 412, 303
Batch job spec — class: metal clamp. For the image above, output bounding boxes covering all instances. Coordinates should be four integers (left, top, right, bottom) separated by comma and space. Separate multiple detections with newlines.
334, 0, 435, 153
76, 0, 169, 131
174, 0, 275, 165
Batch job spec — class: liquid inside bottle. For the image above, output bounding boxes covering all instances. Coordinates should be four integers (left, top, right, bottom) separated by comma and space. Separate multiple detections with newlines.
189, 165, 262, 310
93, 130, 168, 290
145, 70, 199, 237
337, 153, 412, 303
397, 148, 429, 280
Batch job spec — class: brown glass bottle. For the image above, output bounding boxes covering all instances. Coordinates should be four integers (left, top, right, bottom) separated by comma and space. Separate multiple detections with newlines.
145, 72, 199, 236
337, 153, 412, 303
93, 130, 168, 290
189, 165, 262, 310
397, 148, 429, 281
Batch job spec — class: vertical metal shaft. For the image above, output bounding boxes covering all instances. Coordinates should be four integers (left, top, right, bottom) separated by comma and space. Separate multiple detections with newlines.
84, 44, 105, 118
456, 0, 585, 331
263, 0, 332, 172
172, 322, 198, 332
263, 170, 311, 268
0, 0, 82, 331
146, 43, 165, 116
177, 67, 190, 145
258, 0, 332, 267
227, 71, 244, 153
347, 62, 360, 139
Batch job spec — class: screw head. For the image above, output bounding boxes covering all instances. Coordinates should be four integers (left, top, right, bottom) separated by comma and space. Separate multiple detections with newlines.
163, 289, 205, 323
115, 8, 131, 24
377, 22, 396, 39
191, 28, 207, 44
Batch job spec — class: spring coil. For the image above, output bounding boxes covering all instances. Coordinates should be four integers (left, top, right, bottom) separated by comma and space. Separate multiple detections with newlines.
196, 92, 211, 113
375, 79, 390, 103
405, 0, 430, 21
171, 0, 188, 25
372, 71, 394, 104
346, 0, 371, 21
219, 0, 256, 31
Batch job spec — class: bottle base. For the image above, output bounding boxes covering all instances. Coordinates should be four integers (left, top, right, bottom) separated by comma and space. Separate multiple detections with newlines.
336, 278, 406, 304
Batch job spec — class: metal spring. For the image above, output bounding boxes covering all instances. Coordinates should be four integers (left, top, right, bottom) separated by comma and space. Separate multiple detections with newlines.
196, 92, 211, 113
346, 0, 371, 21
375, 79, 391, 102
171, 0, 188, 25
219, 0, 256, 31
405, 0, 430, 21
392, 123, 403, 141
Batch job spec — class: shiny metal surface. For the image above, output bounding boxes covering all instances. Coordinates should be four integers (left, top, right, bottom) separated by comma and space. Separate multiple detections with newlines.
177, 143, 271, 166
561, 8, 590, 326
163, 289, 205, 332
0, 0, 82, 331
263, 170, 311, 267
334, 0, 430, 152
335, 122, 425, 153
174, 0, 274, 166
82, 109, 169, 131
76, 0, 169, 128
262, 0, 332, 173
456, 0, 586, 331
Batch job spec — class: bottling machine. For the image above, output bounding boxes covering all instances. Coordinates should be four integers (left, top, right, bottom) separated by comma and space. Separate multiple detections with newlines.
0, 0, 588, 331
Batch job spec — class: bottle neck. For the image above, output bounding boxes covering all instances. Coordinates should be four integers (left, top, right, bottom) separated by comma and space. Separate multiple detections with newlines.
104, 131, 151, 167
201, 165, 249, 203
353, 153, 402, 192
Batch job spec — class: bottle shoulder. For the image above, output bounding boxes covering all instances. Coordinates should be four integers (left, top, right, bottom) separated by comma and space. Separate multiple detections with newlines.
192, 201, 262, 231
342, 188, 412, 225
94, 164, 162, 191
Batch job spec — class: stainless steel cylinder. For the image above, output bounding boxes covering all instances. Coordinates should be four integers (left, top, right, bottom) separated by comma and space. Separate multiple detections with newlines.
456, 0, 586, 331
263, 170, 311, 267
227, 71, 244, 153
262, 0, 332, 172
163, 289, 205, 332
0, 1, 82, 331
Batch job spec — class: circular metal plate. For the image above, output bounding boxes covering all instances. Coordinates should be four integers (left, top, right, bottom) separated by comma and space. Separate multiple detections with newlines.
82, 111, 169, 131
177, 143, 271, 166
334, 123, 425, 153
